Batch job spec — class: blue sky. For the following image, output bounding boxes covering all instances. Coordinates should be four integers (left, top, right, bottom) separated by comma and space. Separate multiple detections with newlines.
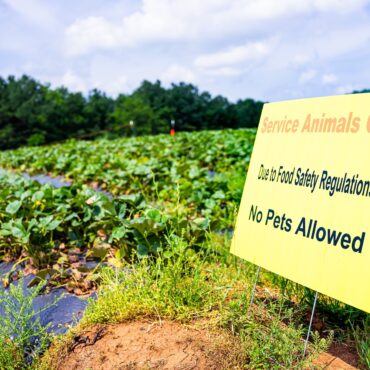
1, 0, 370, 102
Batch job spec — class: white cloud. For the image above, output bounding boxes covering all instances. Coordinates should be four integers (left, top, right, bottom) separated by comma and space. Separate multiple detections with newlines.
89, 56, 130, 95
61, 70, 87, 92
313, 26, 370, 60
160, 64, 196, 84
299, 69, 317, 84
293, 53, 314, 66
194, 40, 273, 68
65, 16, 123, 56
312, 0, 369, 13
64, 0, 370, 56
322, 73, 338, 85
56, 56, 131, 96
3, 0, 56, 26
3, 0, 370, 102
336, 84, 356, 95
203, 67, 242, 77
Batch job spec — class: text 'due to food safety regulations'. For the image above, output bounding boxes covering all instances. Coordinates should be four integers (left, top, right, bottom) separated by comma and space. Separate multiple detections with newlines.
231, 93, 370, 313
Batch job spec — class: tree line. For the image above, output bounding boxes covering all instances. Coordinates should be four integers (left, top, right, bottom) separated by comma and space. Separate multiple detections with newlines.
0, 75, 264, 149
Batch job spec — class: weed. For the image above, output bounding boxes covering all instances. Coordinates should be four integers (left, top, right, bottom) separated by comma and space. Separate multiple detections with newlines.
77, 241, 330, 369
351, 317, 370, 369
82, 235, 222, 324
0, 278, 60, 369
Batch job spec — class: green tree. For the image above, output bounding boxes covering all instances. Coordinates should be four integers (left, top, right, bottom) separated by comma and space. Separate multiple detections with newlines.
40, 87, 87, 141
0, 74, 268, 149
352, 89, 370, 94
204, 95, 236, 130
234, 98, 264, 128
111, 95, 166, 136
133, 80, 172, 134
0, 75, 47, 149
164, 82, 207, 131
84, 89, 115, 131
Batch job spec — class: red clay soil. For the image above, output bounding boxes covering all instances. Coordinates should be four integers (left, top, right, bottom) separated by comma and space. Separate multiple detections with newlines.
57, 321, 243, 370
55, 320, 362, 370
312, 342, 361, 370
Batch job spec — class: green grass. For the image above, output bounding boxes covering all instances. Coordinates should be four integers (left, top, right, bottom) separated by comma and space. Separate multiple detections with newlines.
0, 280, 60, 370
39, 236, 332, 369
352, 317, 370, 369
82, 235, 222, 323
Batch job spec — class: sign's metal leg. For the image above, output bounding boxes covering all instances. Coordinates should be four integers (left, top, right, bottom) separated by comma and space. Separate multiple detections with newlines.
303, 291, 319, 357
247, 266, 261, 314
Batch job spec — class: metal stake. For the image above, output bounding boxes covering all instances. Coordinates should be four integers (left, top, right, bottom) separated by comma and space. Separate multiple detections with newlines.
303, 291, 319, 357
247, 266, 261, 314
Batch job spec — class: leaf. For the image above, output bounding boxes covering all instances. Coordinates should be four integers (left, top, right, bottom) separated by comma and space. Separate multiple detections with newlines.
6, 200, 22, 214
20, 190, 32, 201
109, 226, 126, 242
189, 166, 200, 179
130, 217, 150, 235
0, 228, 12, 236
65, 212, 79, 221
115, 245, 128, 259
87, 245, 110, 259
163, 250, 173, 258
117, 204, 127, 220
36, 268, 58, 280
11, 225, 29, 243
86, 195, 99, 205
47, 219, 61, 231
40, 215, 53, 226
204, 198, 216, 210
145, 208, 162, 222
137, 244, 149, 257
27, 218, 38, 232
32, 191, 44, 202
92, 205, 102, 218
192, 217, 210, 230
212, 190, 226, 199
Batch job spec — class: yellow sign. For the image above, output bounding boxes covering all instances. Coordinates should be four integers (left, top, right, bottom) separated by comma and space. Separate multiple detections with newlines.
231, 93, 370, 313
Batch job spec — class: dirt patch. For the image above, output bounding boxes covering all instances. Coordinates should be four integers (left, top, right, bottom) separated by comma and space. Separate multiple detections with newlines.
312, 342, 360, 369
56, 320, 243, 370
50, 320, 361, 370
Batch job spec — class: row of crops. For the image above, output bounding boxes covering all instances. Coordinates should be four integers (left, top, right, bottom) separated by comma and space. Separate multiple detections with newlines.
0, 129, 256, 288
0, 129, 254, 200
0, 129, 256, 225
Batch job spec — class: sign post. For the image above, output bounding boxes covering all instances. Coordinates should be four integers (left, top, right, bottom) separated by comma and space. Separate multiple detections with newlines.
303, 291, 319, 357
247, 266, 261, 315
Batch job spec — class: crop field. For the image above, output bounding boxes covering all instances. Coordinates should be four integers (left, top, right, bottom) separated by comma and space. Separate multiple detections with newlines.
0, 129, 368, 369
0, 129, 252, 206
0, 129, 254, 268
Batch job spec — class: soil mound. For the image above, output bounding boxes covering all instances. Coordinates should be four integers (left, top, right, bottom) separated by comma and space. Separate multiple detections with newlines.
312, 342, 360, 369
54, 320, 360, 370
57, 320, 242, 370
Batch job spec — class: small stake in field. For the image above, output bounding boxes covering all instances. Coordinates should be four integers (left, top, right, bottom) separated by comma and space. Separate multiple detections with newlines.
129, 120, 136, 136
170, 119, 176, 136
303, 291, 319, 357
247, 265, 261, 315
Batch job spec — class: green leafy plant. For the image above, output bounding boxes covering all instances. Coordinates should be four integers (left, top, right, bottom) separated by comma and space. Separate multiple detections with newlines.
351, 317, 370, 369
0, 279, 60, 369
0, 172, 207, 281
0, 129, 256, 231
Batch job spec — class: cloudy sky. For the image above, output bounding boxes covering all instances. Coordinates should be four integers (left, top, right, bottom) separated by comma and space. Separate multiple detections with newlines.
1, 0, 370, 102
